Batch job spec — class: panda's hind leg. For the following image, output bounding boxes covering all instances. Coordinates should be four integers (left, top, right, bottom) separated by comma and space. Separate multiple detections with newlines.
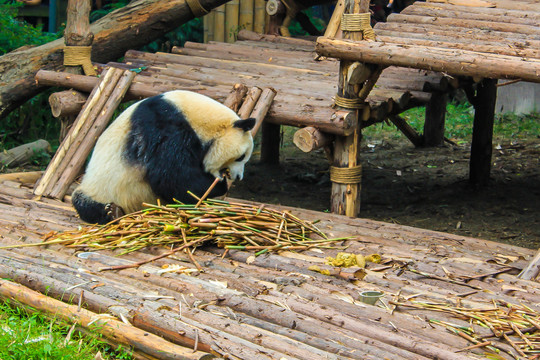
72, 189, 125, 225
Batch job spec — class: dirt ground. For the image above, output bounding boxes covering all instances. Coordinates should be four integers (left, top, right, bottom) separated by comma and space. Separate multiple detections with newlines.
229, 129, 540, 250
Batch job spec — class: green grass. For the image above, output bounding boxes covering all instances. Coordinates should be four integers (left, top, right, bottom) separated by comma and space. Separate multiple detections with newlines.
0, 300, 132, 360
363, 101, 540, 144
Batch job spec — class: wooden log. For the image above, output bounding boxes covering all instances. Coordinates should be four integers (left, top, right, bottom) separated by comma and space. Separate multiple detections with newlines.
315, 37, 540, 83
518, 248, 540, 281
388, 115, 423, 147
0, 279, 215, 360
0, 140, 51, 168
330, 0, 370, 217
469, 78, 497, 186
323, 0, 344, 38
238, 86, 262, 119
35, 70, 356, 136
386, 13, 540, 36
423, 91, 448, 147
237, 29, 315, 47
49, 69, 136, 199
33, 68, 121, 197
250, 87, 277, 136
375, 34, 540, 59
49, 90, 88, 118
293, 126, 334, 152
64, 0, 95, 75
0, 171, 43, 185
223, 83, 248, 112
374, 22, 540, 47
402, 2, 540, 26
0, 0, 231, 120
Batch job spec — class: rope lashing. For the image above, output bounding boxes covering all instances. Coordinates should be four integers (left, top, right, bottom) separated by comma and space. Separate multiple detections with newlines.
330, 165, 362, 184
341, 12, 376, 41
334, 94, 365, 110
63, 46, 96, 76
186, 0, 209, 18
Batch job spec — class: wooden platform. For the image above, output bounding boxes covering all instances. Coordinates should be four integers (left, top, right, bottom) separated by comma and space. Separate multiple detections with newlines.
0, 178, 538, 359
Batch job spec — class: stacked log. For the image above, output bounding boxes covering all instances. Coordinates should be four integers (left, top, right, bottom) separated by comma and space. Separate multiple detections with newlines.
0, 179, 538, 359
34, 67, 136, 199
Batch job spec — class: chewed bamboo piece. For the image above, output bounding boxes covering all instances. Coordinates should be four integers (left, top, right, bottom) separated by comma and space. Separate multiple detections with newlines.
391, 298, 540, 357
28, 198, 347, 258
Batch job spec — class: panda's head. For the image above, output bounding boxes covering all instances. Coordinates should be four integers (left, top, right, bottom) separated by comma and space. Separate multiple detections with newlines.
161, 91, 256, 182
204, 118, 255, 181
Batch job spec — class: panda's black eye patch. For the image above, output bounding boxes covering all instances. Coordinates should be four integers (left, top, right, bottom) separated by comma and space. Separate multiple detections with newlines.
235, 154, 245, 162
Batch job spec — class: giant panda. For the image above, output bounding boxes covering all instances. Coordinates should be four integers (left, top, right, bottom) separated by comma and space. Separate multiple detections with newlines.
71, 90, 255, 224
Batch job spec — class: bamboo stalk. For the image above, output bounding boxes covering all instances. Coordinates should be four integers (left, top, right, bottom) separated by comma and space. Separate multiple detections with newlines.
213, 5, 226, 42
239, 0, 254, 32
253, 0, 265, 34
225, 0, 239, 43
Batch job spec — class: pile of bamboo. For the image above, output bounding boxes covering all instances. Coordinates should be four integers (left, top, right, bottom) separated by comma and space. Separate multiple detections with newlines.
32, 198, 343, 260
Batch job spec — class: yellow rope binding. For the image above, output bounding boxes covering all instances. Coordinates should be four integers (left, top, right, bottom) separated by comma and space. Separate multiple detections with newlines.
63, 46, 96, 76
341, 12, 376, 41
334, 95, 365, 110
186, 0, 209, 18
330, 165, 362, 184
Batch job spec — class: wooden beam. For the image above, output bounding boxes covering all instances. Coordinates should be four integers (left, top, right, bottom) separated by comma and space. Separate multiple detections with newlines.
423, 91, 448, 147
315, 37, 540, 83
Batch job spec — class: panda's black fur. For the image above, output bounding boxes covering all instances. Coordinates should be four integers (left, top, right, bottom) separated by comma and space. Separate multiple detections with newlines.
123, 94, 229, 203
72, 91, 255, 224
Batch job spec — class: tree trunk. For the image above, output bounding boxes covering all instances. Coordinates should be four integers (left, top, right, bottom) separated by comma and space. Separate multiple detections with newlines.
0, 0, 230, 120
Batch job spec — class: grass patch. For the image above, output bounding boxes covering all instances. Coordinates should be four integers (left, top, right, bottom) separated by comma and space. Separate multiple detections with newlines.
363, 101, 540, 144
0, 300, 132, 360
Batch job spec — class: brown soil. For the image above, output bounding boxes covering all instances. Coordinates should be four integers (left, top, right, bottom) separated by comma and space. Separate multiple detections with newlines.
229, 132, 540, 250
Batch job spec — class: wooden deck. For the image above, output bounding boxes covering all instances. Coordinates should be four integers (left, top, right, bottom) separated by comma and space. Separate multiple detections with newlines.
0, 178, 538, 359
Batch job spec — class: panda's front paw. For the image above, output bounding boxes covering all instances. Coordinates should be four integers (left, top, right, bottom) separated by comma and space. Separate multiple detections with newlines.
104, 203, 125, 221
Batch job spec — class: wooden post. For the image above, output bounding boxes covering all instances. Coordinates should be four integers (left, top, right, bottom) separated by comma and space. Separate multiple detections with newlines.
60, 0, 94, 142
260, 123, 281, 164
469, 78, 497, 187
423, 91, 448, 147
330, 0, 370, 217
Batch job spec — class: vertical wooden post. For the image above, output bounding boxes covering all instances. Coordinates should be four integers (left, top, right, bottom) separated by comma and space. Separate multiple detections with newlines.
423, 91, 448, 147
330, 0, 369, 217
470, 78, 497, 187
260, 123, 281, 164
59, 0, 93, 142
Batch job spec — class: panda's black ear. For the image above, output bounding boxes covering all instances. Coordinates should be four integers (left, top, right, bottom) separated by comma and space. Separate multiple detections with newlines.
233, 118, 256, 132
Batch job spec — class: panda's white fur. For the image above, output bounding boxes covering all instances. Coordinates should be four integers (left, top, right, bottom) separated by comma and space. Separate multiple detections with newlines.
72, 90, 255, 224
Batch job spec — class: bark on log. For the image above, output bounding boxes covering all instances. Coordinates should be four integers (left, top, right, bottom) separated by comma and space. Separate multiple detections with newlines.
238, 87, 263, 119
386, 13, 540, 36
293, 126, 334, 152
316, 37, 540, 83
49, 90, 88, 118
35, 70, 358, 136
223, 83, 248, 112
388, 115, 423, 147
0, 0, 231, 120
518, 248, 540, 281
0, 279, 215, 360
0, 140, 51, 168
250, 87, 277, 136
